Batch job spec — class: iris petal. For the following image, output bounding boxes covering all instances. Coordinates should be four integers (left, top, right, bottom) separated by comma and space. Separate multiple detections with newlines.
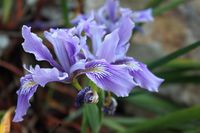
106, 0, 119, 22
79, 36, 95, 59
13, 66, 68, 122
116, 57, 164, 92
85, 60, 136, 97
31, 65, 68, 87
117, 17, 134, 49
76, 17, 105, 53
44, 29, 78, 73
96, 29, 119, 63
13, 75, 38, 122
22, 25, 61, 70
132, 9, 154, 23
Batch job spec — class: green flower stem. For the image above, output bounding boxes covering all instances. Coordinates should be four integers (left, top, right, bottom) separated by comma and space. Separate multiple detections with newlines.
72, 79, 82, 90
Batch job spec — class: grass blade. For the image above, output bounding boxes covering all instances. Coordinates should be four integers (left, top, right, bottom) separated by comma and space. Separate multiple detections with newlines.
103, 118, 126, 132
153, 0, 187, 16
163, 59, 200, 69
124, 106, 200, 133
104, 117, 146, 126
83, 104, 101, 133
64, 109, 82, 122
145, 0, 165, 8
2, 0, 13, 23
81, 109, 88, 133
148, 41, 200, 70
126, 93, 180, 114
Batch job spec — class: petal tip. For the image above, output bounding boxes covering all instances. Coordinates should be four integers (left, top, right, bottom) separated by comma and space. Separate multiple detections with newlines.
12, 115, 23, 123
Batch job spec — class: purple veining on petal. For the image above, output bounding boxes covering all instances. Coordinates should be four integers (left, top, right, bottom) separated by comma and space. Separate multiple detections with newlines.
13, 65, 68, 122
115, 57, 164, 92
13, 74, 38, 122
44, 29, 80, 73
84, 59, 136, 97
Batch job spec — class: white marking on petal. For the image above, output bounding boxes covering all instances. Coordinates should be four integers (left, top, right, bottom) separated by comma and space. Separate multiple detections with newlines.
86, 64, 112, 79
126, 61, 141, 71
21, 80, 37, 94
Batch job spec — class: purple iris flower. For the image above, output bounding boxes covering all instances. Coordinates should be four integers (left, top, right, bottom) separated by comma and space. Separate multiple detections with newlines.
71, 0, 162, 94
13, 25, 137, 122
76, 15, 164, 95
13, 0, 161, 121
77, 14, 134, 62
72, 0, 154, 32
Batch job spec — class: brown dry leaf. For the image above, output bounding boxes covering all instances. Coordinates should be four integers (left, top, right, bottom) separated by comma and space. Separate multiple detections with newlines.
0, 107, 15, 133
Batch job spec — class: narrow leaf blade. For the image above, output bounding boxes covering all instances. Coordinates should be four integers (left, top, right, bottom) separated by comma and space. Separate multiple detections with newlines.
124, 106, 200, 133
149, 41, 200, 70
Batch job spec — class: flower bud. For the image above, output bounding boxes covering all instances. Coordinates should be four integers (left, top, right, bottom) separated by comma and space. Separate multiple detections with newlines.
75, 86, 99, 107
84, 89, 99, 104
103, 97, 118, 115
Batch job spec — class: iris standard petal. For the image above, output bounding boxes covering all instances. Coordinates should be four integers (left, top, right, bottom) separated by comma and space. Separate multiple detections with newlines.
117, 17, 134, 48
84, 60, 136, 97
116, 57, 164, 92
115, 17, 134, 58
31, 65, 68, 87
44, 29, 79, 73
66, 36, 81, 64
115, 43, 130, 60
105, 0, 119, 22
96, 29, 119, 63
22, 25, 61, 70
71, 14, 87, 25
96, 7, 115, 32
13, 75, 38, 122
90, 25, 105, 53
132, 9, 154, 23
77, 17, 106, 53
120, 8, 133, 17
79, 36, 95, 59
